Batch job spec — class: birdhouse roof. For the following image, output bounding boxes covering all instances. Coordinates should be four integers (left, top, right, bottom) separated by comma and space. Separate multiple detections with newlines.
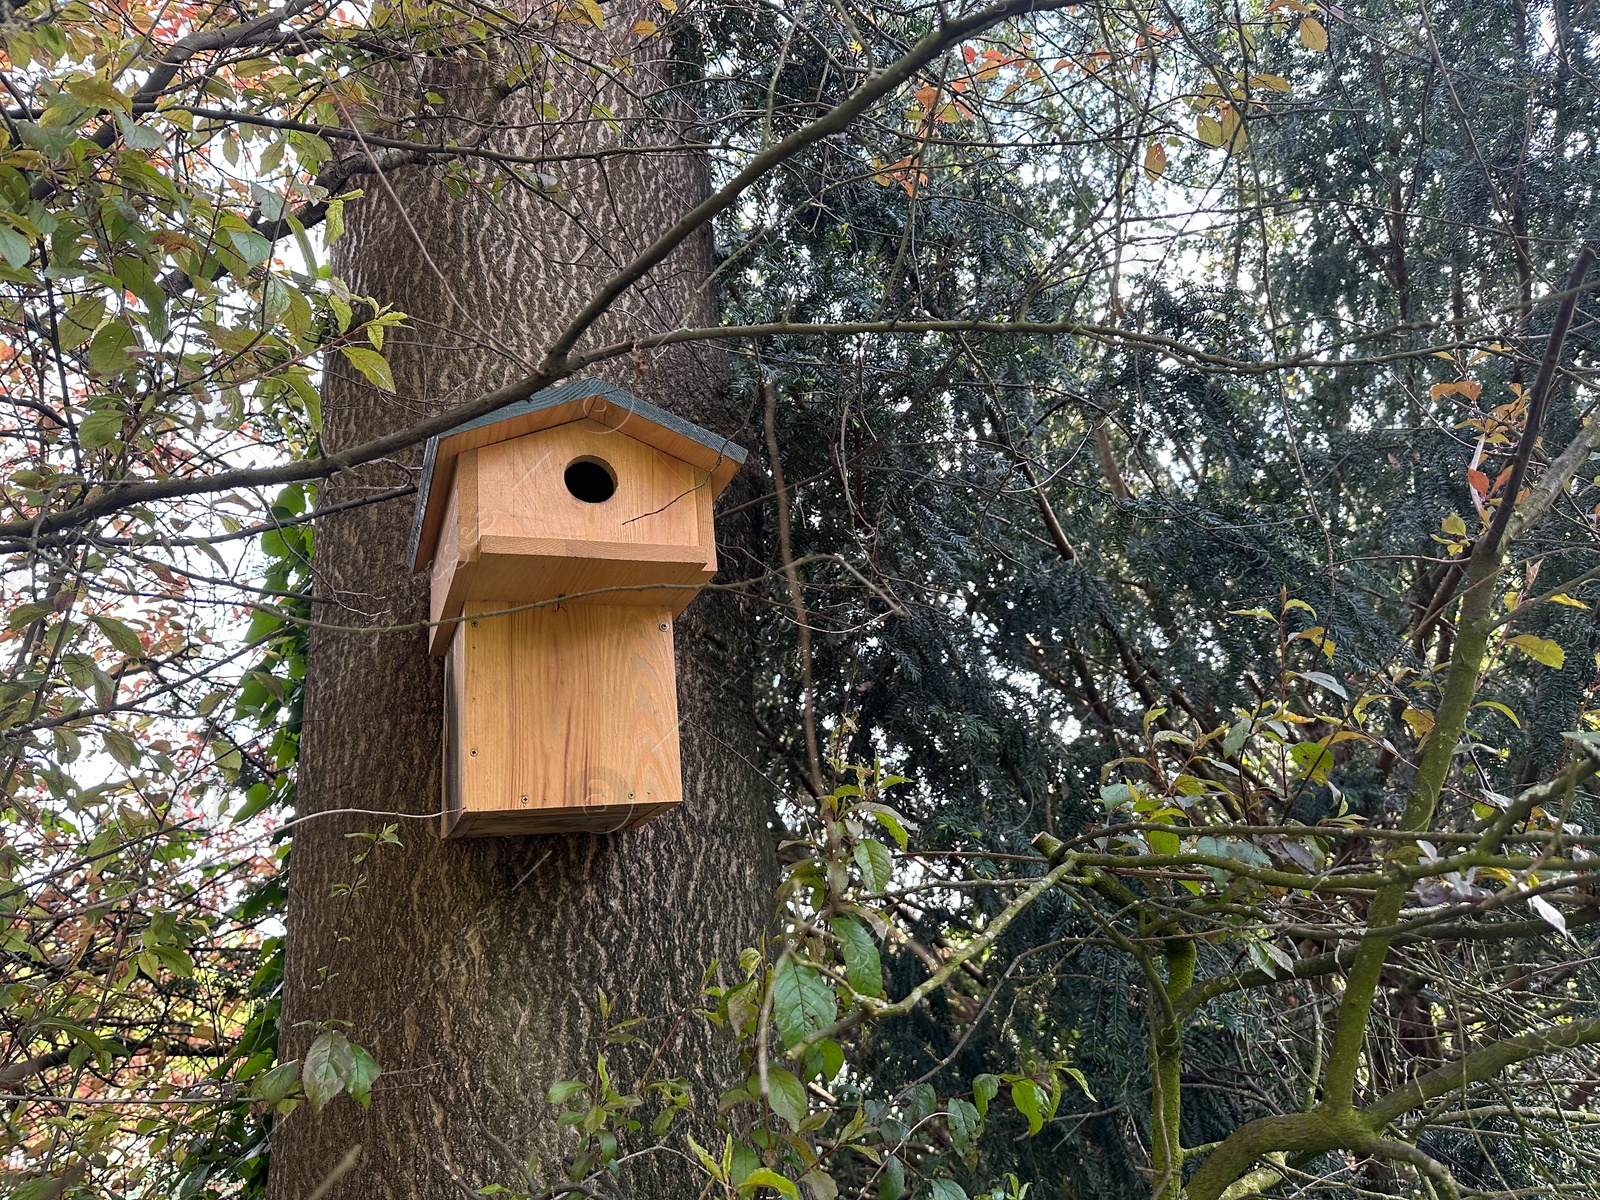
408, 378, 748, 571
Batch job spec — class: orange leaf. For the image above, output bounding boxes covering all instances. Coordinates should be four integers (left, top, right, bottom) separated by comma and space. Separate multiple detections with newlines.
1144, 141, 1167, 180
1467, 468, 1491, 494
1431, 380, 1482, 402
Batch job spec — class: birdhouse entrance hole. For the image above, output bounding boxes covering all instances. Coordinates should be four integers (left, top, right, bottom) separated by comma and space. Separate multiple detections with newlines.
408, 379, 747, 838
564, 456, 617, 503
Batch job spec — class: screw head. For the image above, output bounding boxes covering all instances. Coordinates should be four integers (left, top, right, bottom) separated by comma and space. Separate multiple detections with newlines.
659, 621, 669, 632
469, 748, 478, 757
520, 795, 530, 807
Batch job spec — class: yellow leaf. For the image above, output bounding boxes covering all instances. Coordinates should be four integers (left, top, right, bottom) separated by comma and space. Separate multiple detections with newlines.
1474, 700, 1522, 728
1144, 140, 1167, 180
1550, 593, 1589, 609
631, 18, 657, 34
1326, 731, 1372, 745
1197, 114, 1223, 147
1292, 627, 1336, 659
1298, 15, 1328, 50
658, 0, 677, 9
1402, 707, 1435, 737
1508, 634, 1565, 669
576, 0, 604, 25
1249, 73, 1292, 92
1219, 104, 1246, 150
1353, 693, 1386, 722
1441, 512, 1467, 538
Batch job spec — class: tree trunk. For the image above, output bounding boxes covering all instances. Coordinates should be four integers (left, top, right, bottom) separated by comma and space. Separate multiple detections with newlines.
267, 29, 777, 1200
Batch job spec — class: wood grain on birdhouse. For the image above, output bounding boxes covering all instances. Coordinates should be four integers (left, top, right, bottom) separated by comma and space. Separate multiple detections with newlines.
411, 379, 746, 838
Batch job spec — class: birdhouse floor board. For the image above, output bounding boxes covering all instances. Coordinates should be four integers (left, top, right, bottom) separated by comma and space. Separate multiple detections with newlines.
444, 802, 675, 838
441, 601, 682, 838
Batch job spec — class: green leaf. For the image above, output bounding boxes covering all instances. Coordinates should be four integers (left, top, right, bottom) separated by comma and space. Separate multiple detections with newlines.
1508, 634, 1565, 669
762, 1066, 807, 1131
829, 915, 883, 997
856, 801, 911, 848
739, 1170, 798, 1198
546, 1078, 586, 1106
853, 839, 892, 893
815, 1037, 844, 1081
1148, 827, 1181, 856
947, 1097, 979, 1161
1289, 739, 1334, 784
325, 197, 347, 244
58, 295, 105, 350
115, 112, 164, 151
771, 958, 837, 1049
78, 407, 125, 450
348, 1044, 379, 1108
0, 223, 30, 269
340, 345, 395, 392
929, 1181, 968, 1200
302, 1030, 354, 1112
1011, 1077, 1045, 1135
973, 1073, 999, 1116
87, 321, 136, 376
1060, 1065, 1096, 1100
248, 1059, 300, 1106
233, 782, 275, 824
799, 1168, 839, 1200
877, 1156, 906, 1200
102, 728, 139, 767
685, 1134, 724, 1180
66, 75, 132, 114
91, 615, 143, 657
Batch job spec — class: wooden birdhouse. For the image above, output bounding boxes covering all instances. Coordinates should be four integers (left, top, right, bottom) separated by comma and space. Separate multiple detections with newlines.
408, 379, 746, 837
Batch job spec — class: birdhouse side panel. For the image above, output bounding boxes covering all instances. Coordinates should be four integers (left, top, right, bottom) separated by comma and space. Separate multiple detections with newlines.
427, 454, 479, 641
474, 421, 709, 551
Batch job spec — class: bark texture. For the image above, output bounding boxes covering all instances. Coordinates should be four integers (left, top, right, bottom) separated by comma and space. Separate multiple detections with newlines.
267, 29, 778, 1200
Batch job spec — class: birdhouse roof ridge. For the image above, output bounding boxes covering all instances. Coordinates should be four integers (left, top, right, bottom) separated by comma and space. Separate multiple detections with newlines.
433, 378, 749, 463
407, 377, 748, 571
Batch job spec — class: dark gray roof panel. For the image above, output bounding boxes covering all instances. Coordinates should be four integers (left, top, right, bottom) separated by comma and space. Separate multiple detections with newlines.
437, 378, 747, 461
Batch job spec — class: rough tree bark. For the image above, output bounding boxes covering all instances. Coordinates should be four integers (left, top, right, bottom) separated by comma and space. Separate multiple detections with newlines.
267, 22, 778, 1200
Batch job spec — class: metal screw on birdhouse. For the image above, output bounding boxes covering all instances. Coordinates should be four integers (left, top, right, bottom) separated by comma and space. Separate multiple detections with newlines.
520, 796, 530, 807
470, 748, 478, 757
471, 619, 478, 627
659, 622, 669, 632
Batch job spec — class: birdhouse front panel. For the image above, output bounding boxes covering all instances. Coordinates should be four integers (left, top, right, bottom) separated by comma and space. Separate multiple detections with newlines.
410, 379, 747, 838
442, 600, 682, 836
475, 419, 710, 549
424, 421, 718, 657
